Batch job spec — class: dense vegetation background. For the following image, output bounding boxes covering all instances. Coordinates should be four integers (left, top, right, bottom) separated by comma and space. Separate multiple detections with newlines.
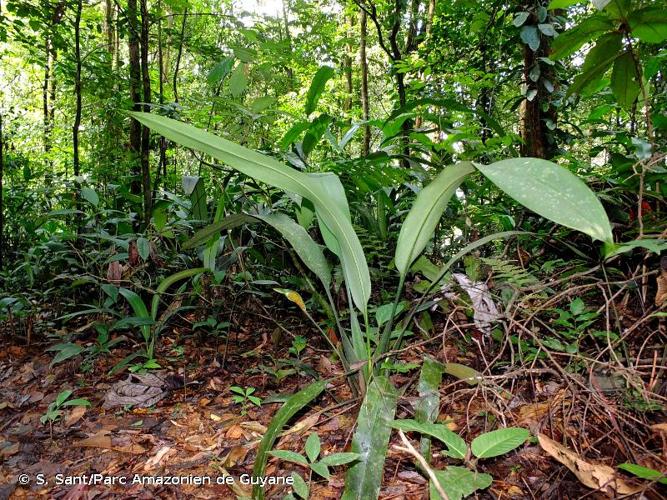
0, 0, 665, 498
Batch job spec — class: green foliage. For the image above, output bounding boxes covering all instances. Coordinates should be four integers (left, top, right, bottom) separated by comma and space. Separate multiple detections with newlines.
230, 386, 262, 415
342, 376, 398, 500
40, 390, 90, 425
269, 431, 359, 484
252, 380, 327, 500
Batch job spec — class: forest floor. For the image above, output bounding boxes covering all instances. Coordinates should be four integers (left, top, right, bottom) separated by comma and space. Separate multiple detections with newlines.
0, 293, 665, 500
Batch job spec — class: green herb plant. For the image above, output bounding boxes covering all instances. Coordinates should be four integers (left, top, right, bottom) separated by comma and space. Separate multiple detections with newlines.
269, 432, 360, 499
230, 386, 262, 415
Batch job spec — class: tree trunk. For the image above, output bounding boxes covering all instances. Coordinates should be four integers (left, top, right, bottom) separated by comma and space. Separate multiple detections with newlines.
105, 0, 114, 58
140, 0, 152, 226
157, 0, 167, 184
127, 0, 142, 197
0, 111, 4, 271
43, 37, 51, 156
343, 15, 354, 113
281, 0, 294, 88
73, 0, 82, 178
173, 8, 187, 103
359, 8, 370, 155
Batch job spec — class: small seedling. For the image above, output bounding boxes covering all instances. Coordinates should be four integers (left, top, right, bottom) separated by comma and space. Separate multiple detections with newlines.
41, 390, 91, 437
270, 432, 359, 499
230, 386, 262, 415
289, 336, 307, 359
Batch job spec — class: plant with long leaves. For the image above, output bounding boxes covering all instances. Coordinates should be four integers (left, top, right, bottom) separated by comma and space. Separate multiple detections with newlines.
130, 111, 615, 498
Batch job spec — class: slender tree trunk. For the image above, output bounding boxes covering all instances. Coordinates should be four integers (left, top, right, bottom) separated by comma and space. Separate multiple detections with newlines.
343, 15, 354, 113
0, 111, 4, 271
157, 0, 167, 184
173, 8, 187, 103
73, 0, 82, 178
43, 37, 51, 156
281, 0, 293, 88
105, 0, 114, 56
127, 0, 142, 197
359, 8, 370, 155
140, 0, 152, 225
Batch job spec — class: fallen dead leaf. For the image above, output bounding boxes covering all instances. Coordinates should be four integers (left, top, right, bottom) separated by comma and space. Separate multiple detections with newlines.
144, 446, 174, 471
650, 423, 667, 433
76, 431, 113, 449
538, 433, 641, 495
226, 424, 244, 439
240, 421, 267, 435
65, 406, 87, 427
222, 445, 250, 467
283, 414, 319, 436
210, 412, 222, 422
199, 397, 211, 407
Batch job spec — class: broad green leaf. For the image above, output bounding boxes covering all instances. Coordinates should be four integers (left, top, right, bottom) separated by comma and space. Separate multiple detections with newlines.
591, 0, 611, 10
280, 121, 309, 149
310, 462, 330, 479
250, 96, 275, 113
136, 237, 150, 261
443, 363, 482, 385
475, 159, 613, 243
551, 15, 614, 60
513, 12, 529, 27
182, 176, 208, 221
268, 450, 309, 466
392, 420, 467, 459
81, 187, 99, 206
416, 358, 444, 460
567, 33, 622, 97
252, 380, 327, 500
548, 0, 582, 8
151, 268, 205, 320
604, 239, 667, 259
628, 7, 667, 44
319, 452, 360, 466
618, 463, 667, 484
291, 472, 309, 499
207, 57, 234, 85
611, 52, 640, 109
61, 398, 91, 407
471, 428, 530, 458
47, 343, 84, 366
305, 66, 334, 116
229, 63, 247, 98
255, 213, 331, 289
342, 376, 398, 500
118, 288, 150, 340
520, 25, 540, 51
183, 213, 258, 249
305, 432, 321, 463
395, 162, 475, 276
430, 467, 493, 500
130, 112, 370, 314
55, 390, 73, 407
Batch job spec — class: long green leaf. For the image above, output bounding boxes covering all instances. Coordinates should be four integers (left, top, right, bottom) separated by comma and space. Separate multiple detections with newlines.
470, 428, 530, 459
550, 14, 613, 60
611, 51, 640, 109
151, 267, 206, 320
430, 467, 493, 500
395, 162, 475, 276
415, 358, 443, 460
118, 288, 150, 341
183, 213, 258, 249
252, 380, 327, 500
130, 112, 371, 314
392, 420, 467, 459
476, 159, 613, 243
254, 213, 331, 290
343, 376, 398, 500
566, 33, 622, 97
305, 66, 335, 116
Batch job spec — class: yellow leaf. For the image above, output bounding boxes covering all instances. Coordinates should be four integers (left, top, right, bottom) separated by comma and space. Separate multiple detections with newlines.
274, 288, 307, 312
